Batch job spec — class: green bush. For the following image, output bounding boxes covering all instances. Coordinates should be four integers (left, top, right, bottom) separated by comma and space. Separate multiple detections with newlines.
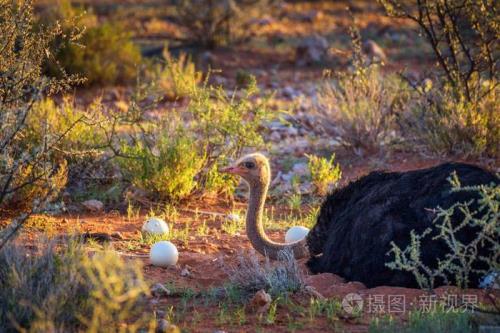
399, 79, 499, 157
0, 238, 153, 332
369, 306, 473, 333
118, 130, 205, 202
115, 73, 271, 202
380, 0, 499, 158
317, 26, 409, 152
0, 0, 80, 218
43, 0, 141, 85
386, 173, 499, 289
27, 98, 106, 152
307, 154, 342, 196
175, 0, 273, 48
186, 75, 272, 195
157, 48, 202, 100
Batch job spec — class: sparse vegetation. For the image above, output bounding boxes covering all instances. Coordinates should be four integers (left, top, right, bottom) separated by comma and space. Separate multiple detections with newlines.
43, 0, 142, 85
307, 154, 342, 196
224, 248, 304, 297
157, 48, 202, 100
386, 173, 499, 289
369, 306, 473, 333
318, 23, 410, 152
175, 0, 273, 48
118, 130, 205, 202
116, 73, 272, 202
221, 215, 243, 235
0, 238, 153, 332
380, 0, 500, 157
399, 76, 499, 157
0, 0, 81, 245
1, 0, 499, 332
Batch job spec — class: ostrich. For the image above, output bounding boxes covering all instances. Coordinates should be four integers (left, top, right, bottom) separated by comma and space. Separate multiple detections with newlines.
221, 153, 498, 288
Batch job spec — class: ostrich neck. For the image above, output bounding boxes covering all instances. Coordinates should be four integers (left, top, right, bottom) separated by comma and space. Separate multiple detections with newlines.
246, 179, 308, 260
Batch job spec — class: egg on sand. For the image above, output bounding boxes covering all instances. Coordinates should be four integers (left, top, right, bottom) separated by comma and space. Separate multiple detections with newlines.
285, 226, 310, 243
142, 217, 169, 235
150, 241, 178, 267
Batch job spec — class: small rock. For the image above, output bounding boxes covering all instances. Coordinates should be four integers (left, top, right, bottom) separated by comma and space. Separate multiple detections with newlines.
362, 40, 388, 63
249, 16, 275, 26
81, 199, 104, 212
151, 283, 171, 297
249, 289, 272, 314
296, 34, 329, 66
386, 31, 406, 43
157, 319, 169, 332
111, 232, 124, 240
213, 331, 227, 333
292, 138, 310, 155
269, 131, 281, 142
212, 75, 227, 86
282, 86, 299, 99
286, 127, 299, 137
281, 172, 294, 182
83, 232, 112, 243
61, 191, 71, 203
180, 267, 191, 277
292, 162, 309, 176
304, 285, 326, 300
124, 186, 148, 204
267, 120, 284, 130
200, 51, 215, 70
299, 182, 314, 194
156, 319, 180, 333
291, 10, 323, 22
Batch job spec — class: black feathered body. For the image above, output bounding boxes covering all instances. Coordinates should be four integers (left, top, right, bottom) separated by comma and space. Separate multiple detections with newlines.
306, 162, 498, 288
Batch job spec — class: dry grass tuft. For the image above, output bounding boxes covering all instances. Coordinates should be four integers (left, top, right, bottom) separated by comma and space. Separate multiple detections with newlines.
223, 248, 305, 298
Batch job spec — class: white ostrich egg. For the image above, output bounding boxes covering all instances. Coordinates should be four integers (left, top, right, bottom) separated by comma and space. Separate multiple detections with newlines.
285, 226, 310, 243
142, 217, 169, 235
150, 241, 178, 267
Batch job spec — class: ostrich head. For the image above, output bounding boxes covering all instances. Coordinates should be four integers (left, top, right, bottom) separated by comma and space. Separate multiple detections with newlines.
220, 153, 271, 188
221, 152, 309, 260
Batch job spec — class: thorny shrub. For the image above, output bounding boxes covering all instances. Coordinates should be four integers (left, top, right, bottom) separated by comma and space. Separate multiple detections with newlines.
118, 128, 205, 202
175, 0, 275, 48
317, 24, 410, 152
116, 74, 273, 202
306, 154, 342, 196
0, 238, 154, 332
156, 48, 202, 100
386, 173, 499, 289
42, 0, 142, 85
0, 0, 83, 246
380, 0, 499, 157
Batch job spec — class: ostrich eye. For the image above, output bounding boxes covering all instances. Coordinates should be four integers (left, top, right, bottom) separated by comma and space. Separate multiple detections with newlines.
244, 161, 255, 169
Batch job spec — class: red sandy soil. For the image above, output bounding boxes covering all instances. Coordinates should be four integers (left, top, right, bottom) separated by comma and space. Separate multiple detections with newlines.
8, 153, 499, 333
10, 1, 496, 331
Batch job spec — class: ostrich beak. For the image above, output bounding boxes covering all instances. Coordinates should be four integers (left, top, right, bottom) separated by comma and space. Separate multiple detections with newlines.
220, 165, 243, 175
